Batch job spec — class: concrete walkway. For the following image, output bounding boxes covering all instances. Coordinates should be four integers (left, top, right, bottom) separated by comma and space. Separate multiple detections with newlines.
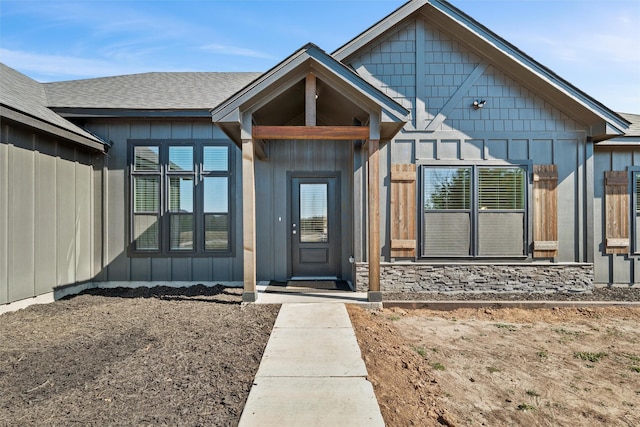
253, 282, 371, 304
238, 303, 385, 427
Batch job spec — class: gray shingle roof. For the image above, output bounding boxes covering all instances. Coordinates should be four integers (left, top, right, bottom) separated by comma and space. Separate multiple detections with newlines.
43, 72, 263, 110
619, 113, 640, 137
1, 63, 103, 145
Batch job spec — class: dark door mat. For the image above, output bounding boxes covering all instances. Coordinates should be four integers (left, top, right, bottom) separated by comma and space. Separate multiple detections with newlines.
265, 280, 352, 293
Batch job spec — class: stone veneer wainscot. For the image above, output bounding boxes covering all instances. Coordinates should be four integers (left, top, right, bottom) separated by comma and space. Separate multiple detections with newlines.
355, 263, 594, 293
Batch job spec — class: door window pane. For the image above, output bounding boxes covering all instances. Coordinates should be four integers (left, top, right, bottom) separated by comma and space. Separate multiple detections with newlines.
134, 146, 159, 171
169, 146, 193, 171
169, 177, 194, 213
300, 183, 328, 243
203, 146, 229, 172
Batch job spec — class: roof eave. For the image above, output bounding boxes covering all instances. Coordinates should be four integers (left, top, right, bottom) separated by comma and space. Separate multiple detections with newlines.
1, 104, 107, 152
53, 108, 213, 119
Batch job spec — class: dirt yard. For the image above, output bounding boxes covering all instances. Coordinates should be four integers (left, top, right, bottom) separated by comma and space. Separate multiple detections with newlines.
0, 285, 279, 426
3, 286, 640, 427
348, 305, 640, 427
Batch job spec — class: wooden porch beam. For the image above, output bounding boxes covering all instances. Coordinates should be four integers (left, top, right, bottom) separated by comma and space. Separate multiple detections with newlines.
305, 73, 317, 127
252, 125, 369, 140
368, 138, 381, 301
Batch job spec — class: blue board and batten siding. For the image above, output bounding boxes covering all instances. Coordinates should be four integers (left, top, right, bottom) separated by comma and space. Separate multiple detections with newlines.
85, 120, 244, 284
0, 123, 100, 305
255, 139, 354, 282
594, 148, 640, 285
348, 16, 593, 266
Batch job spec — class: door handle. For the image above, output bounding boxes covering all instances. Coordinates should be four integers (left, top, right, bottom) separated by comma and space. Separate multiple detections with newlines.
292, 223, 297, 235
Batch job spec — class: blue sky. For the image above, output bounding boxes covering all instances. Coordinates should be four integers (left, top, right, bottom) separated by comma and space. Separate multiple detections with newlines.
1, 0, 639, 113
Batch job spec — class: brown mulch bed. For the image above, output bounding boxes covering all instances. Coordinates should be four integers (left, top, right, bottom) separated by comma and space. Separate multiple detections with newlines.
0, 285, 280, 426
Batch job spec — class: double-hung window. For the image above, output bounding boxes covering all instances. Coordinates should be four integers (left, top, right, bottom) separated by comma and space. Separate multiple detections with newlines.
421, 165, 527, 257
130, 141, 232, 255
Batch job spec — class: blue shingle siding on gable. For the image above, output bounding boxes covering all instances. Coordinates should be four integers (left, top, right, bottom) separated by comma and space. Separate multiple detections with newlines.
350, 22, 417, 120
349, 18, 581, 135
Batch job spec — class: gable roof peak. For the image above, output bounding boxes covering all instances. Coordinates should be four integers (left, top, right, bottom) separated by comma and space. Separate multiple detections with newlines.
333, 0, 629, 137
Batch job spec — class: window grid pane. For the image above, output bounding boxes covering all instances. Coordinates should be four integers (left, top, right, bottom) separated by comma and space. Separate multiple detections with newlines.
169, 177, 194, 213
134, 176, 159, 213
203, 146, 229, 172
478, 167, 525, 210
169, 146, 193, 171
423, 212, 470, 256
636, 174, 640, 212
478, 212, 524, 256
205, 214, 229, 250
203, 177, 229, 213
133, 214, 159, 250
170, 214, 193, 250
134, 146, 159, 171
423, 168, 471, 210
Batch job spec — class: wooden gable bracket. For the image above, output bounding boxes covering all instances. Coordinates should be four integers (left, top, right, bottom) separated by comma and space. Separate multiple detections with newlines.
254, 138, 267, 160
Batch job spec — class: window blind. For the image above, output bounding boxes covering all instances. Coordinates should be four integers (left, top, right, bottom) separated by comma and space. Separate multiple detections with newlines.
204, 146, 229, 172
134, 176, 159, 213
478, 168, 525, 210
169, 146, 193, 172
423, 167, 471, 210
134, 146, 159, 171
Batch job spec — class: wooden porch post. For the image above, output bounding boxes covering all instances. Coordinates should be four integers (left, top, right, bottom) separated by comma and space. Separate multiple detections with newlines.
368, 138, 382, 302
242, 138, 257, 302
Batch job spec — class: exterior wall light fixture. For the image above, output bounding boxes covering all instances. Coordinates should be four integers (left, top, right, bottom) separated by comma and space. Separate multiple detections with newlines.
472, 99, 487, 109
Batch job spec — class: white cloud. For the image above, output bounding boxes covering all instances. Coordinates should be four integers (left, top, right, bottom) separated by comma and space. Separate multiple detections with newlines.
0, 48, 170, 80
199, 43, 276, 60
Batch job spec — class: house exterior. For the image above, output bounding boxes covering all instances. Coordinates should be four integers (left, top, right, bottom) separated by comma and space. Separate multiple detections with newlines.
1, 0, 637, 309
